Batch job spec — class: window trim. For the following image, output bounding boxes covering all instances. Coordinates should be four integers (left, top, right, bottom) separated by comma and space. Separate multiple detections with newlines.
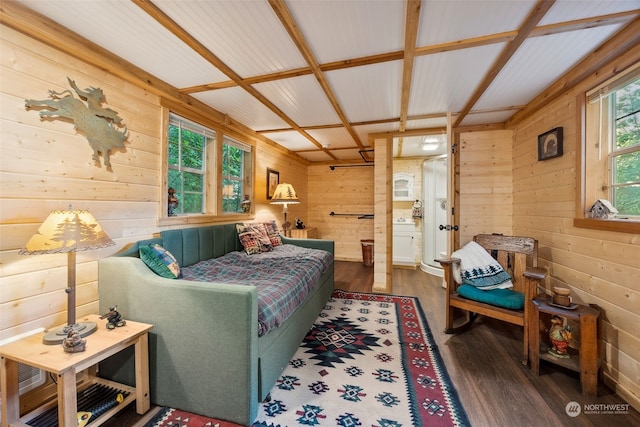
221, 136, 253, 215
168, 113, 209, 215
158, 103, 256, 226
575, 63, 640, 234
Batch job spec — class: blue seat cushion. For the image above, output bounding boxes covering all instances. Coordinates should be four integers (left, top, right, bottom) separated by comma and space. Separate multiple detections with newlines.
456, 284, 524, 310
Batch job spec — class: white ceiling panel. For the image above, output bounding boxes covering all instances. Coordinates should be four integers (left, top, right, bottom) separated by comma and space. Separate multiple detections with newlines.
353, 123, 400, 146
254, 75, 340, 127
410, 43, 505, 115
193, 87, 289, 131
459, 110, 517, 127
261, 130, 318, 151
155, 0, 307, 78
419, 0, 536, 45
540, 0, 640, 26
296, 150, 334, 162
287, 0, 405, 63
15, 0, 227, 88
326, 61, 403, 123
13, 1, 638, 161
306, 128, 355, 150
331, 149, 369, 161
476, 26, 622, 110
405, 117, 449, 131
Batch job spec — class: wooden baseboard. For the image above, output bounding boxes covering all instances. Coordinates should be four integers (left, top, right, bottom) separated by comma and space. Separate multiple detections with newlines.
602, 372, 640, 412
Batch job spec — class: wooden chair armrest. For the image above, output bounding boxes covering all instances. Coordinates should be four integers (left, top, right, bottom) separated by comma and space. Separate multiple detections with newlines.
435, 257, 461, 266
524, 267, 546, 281
435, 257, 461, 294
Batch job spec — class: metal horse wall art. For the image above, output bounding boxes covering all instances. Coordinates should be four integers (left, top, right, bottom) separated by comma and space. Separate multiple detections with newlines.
25, 77, 128, 170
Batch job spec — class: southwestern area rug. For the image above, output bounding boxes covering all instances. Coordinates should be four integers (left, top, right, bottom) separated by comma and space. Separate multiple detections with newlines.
145, 289, 470, 427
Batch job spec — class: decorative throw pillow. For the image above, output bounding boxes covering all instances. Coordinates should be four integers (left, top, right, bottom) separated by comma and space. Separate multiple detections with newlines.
247, 222, 273, 251
263, 220, 282, 247
451, 240, 513, 290
236, 224, 265, 255
139, 244, 181, 279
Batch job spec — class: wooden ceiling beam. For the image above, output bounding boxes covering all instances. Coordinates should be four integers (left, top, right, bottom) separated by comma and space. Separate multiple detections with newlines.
453, 0, 556, 128
132, 0, 336, 160
530, 9, 639, 37
268, 0, 365, 151
176, 10, 632, 96
0, 0, 225, 123
398, 0, 421, 136
507, 16, 640, 127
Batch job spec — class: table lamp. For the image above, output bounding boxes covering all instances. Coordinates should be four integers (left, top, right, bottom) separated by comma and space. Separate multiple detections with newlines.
270, 183, 300, 237
19, 207, 115, 344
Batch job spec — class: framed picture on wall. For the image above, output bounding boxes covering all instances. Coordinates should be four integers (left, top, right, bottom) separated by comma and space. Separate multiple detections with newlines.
266, 168, 279, 200
538, 127, 563, 161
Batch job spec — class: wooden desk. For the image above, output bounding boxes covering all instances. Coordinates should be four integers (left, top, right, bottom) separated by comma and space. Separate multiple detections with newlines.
290, 227, 318, 239
530, 297, 600, 396
1, 314, 152, 427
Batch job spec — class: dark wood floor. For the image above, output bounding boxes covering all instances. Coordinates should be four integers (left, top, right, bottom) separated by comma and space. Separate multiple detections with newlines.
104, 261, 639, 426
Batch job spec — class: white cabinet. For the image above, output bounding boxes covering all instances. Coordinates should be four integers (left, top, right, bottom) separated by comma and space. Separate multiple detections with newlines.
393, 173, 414, 201
393, 221, 416, 266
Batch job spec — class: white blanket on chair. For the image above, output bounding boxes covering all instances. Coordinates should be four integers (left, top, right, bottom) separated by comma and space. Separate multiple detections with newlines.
452, 241, 513, 290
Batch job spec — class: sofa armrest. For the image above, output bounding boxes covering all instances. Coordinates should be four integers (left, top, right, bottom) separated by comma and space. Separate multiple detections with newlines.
98, 256, 259, 424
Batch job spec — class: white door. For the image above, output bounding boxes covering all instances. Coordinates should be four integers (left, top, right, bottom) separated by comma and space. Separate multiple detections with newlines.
421, 156, 448, 274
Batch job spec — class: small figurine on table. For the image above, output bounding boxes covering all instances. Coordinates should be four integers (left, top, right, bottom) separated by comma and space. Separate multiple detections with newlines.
295, 217, 305, 229
100, 305, 126, 329
62, 330, 86, 353
547, 315, 572, 359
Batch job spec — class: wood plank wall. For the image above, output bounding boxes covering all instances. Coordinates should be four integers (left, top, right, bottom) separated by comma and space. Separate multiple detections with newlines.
2, 9, 639, 412
373, 138, 393, 293
307, 164, 374, 262
458, 130, 514, 244
511, 67, 640, 408
0, 25, 307, 343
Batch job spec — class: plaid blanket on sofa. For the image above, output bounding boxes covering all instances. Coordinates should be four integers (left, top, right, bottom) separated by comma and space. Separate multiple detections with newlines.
181, 244, 332, 336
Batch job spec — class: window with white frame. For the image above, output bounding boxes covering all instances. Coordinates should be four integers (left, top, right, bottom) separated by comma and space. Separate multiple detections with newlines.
167, 113, 214, 215
222, 137, 252, 214
584, 67, 640, 218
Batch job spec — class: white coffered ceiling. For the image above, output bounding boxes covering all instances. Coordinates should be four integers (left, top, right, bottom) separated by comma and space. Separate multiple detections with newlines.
10, 0, 640, 161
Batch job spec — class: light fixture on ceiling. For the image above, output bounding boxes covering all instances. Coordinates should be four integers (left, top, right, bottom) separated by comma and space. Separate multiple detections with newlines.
421, 136, 440, 152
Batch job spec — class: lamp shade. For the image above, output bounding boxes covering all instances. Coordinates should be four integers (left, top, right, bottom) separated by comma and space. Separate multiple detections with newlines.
270, 183, 300, 205
20, 208, 115, 255
19, 208, 114, 344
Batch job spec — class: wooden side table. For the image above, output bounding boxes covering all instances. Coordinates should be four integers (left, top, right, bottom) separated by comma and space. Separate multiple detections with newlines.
290, 227, 318, 239
1, 314, 153, 427
529, 297, 600, 396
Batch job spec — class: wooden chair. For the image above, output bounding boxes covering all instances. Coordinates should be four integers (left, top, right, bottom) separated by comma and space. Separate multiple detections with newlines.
437, 234, 546, 365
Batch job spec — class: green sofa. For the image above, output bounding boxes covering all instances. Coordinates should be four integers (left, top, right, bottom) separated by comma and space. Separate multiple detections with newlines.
98, 223, 334, 425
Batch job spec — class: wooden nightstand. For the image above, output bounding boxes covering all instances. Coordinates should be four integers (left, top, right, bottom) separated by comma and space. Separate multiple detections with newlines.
1, 314, 153, 427
290, 227, 318, 239
530, 297, 601, 396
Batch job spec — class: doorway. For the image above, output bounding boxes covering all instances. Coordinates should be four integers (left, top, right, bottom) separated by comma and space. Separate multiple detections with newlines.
420, 156, 447, 277
392, 134, 448, 273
